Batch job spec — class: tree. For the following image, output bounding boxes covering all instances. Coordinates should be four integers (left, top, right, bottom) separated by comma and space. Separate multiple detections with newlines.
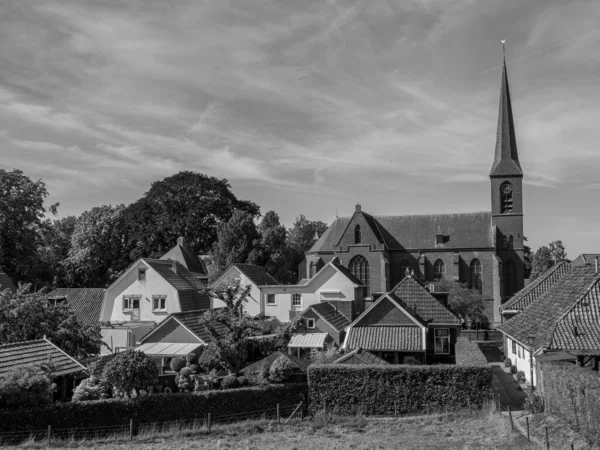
286, 215, 328, 280
269, 356, 294, 383
199, 277, 261, 375
0, 285, 102, 358
530, 246, 554, 281
548, 240, 567, 264
102, 350, 158, 398
72, 376, 110, 402
523, 236, 533, 279
0, 365, 55, 408
124, 172, 260, 260
0, 169, 58, 285
209, 210, 259, 281
39, 216, 77, 288
437, 280, 488, 328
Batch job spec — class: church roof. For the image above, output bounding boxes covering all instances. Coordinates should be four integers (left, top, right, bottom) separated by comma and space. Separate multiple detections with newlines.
490, 60, 522, 177
309, 211, 493, 252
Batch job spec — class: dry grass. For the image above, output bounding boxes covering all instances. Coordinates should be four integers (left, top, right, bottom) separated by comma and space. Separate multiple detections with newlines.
14, 406, 533, 450
524, 414, 599, 450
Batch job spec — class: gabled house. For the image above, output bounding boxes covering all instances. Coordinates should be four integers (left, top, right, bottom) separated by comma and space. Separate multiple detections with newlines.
47, 288, 106, 325
160, 237, 209, 284
99, 258, 210, 354
342, 274, 462, 364
334, 347, 390, 366
498, 261, 600, 388
0, 272, 16, 294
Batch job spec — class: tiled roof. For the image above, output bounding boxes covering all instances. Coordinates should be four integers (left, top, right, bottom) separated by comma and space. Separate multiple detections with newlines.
571, 254, 600, 267
47, 288, 105, 325
334, 348, 390, 365
0, 339, 86, 377
345, 326, 423, 352
500, 262, 570, 312
0, 272, 16, 293
82, 354, 117, 378
170, 309, 215, 343
498, 265, 600, 353
241, 351, 310, 374
311, 301, 352, 332
391, 276, 461, 324
235, 264, 279, 286
310, 212, 493, 252
160, 240, 207, 276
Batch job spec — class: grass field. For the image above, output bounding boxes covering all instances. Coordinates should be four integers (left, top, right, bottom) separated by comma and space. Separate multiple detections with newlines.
14, 408, 534, 449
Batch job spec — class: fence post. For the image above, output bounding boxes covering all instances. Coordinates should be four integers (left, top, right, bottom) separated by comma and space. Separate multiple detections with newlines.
545, 425, 550, 450
207, 413, 211, 433
277, 404, 281, 424
130, 419, 134, 440
526, 416, 530, 441
47, 425, 51, 444
508, 406, 514, 431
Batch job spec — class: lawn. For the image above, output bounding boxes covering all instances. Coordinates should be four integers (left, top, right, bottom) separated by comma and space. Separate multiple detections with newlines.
14, 408, 535, 449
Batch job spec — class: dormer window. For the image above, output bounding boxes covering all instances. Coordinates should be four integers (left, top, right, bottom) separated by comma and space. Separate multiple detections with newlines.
501, 182, 513, 214
354, 225, 361, 244
138, 268, 147, 282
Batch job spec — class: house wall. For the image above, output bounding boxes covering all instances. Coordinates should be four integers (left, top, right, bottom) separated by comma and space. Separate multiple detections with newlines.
142, 318, 201, 344
294, 309, 343, 346
211, 267, 263, 316
355, 299, 415, 326
100, 323, 156, 355
505, 336, 537, 386
101, 260, 180, 323
425, 325, 461, 364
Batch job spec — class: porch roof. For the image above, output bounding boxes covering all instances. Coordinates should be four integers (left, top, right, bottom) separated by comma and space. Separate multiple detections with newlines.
136, 342, 203, 356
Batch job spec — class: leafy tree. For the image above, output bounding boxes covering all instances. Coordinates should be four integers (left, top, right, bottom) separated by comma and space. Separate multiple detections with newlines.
0, 285, 102, 358
437, 280, 488, 328
548, 240, 567, 264
269, 356, 294, 383
72, 376, 111, 402
530, 246, 554, 281
0, 365, 55, 408
0, 169, 58, 285
523, 236, 533, 279
249, 211, 295, 283
102, 350, 158, 398
39, 216, 77, 288
199, 277, 261, 375
124, 172, 259, 260
209, 210, 259, 281
286, 215, 328, 280
198, 343, 222, 373
310, 344, 341, 364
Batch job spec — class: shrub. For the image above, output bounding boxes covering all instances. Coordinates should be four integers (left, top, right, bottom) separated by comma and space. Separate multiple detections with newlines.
455, 337, 488, 366
516, 370, 526, 383
170, 356, 187, 373
198, 344, 222, 373
186, 352, 199, 365
308, 364, 492, 415
72, 377, 110, 402
221, 376, 239, 389
510, 365, 517, 375
269, 356, 294, 383
102, 350, 158, 398
246, 363, 270, 386
237, 376, 248, 387
504, 358, 512, 368
310, 344, 340, 365
0, 365, 55, 409
524, 391, 544, 414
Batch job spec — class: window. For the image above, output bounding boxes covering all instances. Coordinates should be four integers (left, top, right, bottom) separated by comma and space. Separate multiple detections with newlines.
306, 318, 315, 329
122, 296, 140, 311
354, 224, 362, 244
161, 357, 174, 375
152, 295, 167, 311
138, 268, 146, 282
502, 235, 509, 249
504, 259, 516, 297
501, 181, 513, 214
400, 260, 411, 278
433, 259, 445, 281
508, 235, 514, 250
512, 340, 516, 355
309, 262, 315, 278
267, 294, 276, 305
349, 255, 370, 297
434, 329, 450, 354
292, 293, 302, 307
518, 344, 522, 359
470, 259, 482, 293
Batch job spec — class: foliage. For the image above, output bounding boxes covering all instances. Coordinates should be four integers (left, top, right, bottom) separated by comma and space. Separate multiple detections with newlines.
237, 376, 248, 387
523, 236, 533, 279
186, 352, 199, 365
174, 353, 202, 392
542, 361, 600, 442
510, 365, 517, 375
198, 344, 222, 373
246, 363, 270, 386
0, 169, 58, 285
0, 285, 102, 358
455, 337, 488, 366
310, 344, 341, 365
307, 365, 493, 415
515, 370, 526, 383
269, 356, 295, 383
221, 375, 239, 389
523, 390, 544, 414
199, 278, 262, 375
0, 383, 307, 432
548, 240, 567, 264
286, 215, 328, 280
102, 351, 158, 398
504, 358, 512, 368
195, 369, 220, 391
38, 216, 77, 288
0, 365, 55, 409
72, 376, 111, 402
436, 280, 488, 327
530, 246, 554, 281
170, 356, 187, 373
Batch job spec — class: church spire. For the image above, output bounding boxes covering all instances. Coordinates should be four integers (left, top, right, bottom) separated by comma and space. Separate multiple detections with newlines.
490, 48, 523, 177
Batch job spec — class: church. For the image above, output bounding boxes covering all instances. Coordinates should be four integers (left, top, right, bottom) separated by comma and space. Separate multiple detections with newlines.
301, 59, 525, 326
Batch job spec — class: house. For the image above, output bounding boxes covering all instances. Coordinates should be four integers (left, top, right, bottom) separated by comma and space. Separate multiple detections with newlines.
497, 260, 600, 389
240, 351, 310, 377
47, 288, 105, 325
213, 258, 365, 323
160, 237, 209, 284
0, 338, 87, 402
334, 347, 390, 365
0, 272, 16, 293
342, 274, 462, 364
99, 258, 210, 354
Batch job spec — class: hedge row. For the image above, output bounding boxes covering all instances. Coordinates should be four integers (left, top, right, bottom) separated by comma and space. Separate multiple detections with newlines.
542, 362, 600, 442
0, 383, 306, 432
455, 337, 489, 366
307, 364, 492, 415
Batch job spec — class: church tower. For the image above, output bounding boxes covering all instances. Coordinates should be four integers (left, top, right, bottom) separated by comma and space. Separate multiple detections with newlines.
490, 55, 525, 301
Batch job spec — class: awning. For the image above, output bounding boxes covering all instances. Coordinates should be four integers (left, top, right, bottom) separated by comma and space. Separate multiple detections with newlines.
135, 342, 203, 356
288, 333, 329, 349
536, 351, 577, 362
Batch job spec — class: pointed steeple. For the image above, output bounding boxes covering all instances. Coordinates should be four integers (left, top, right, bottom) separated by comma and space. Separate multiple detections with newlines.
490, 55, 523, 177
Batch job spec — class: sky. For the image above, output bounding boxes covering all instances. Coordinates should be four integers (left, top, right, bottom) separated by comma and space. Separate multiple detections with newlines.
1, 0, 600, 258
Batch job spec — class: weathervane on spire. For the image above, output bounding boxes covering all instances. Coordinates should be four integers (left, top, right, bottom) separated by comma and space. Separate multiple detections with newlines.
501, 39, 506, 59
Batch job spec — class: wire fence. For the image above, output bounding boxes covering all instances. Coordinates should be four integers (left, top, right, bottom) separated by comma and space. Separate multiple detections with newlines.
0, 402, 302, 446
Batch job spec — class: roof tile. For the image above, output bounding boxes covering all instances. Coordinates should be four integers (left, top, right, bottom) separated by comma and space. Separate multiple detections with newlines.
47, 288, 105, 325
345, 326, 423, 351
0, 339, 86, 377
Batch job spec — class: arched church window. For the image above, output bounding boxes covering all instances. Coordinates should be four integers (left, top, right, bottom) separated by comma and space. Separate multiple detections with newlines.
433, 259, 445, 281
309, 262, 315, 278
508, 235, 514, 250
349, 255, 370, 297
504, 259, 516, 297
502, 235, 508, 249
501, 182, 513, 214
354, 225, 361, 244
470, 259, 482, 293
400, 260, 411, 278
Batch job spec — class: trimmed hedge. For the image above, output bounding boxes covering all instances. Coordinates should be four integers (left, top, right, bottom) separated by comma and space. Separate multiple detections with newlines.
0, 383, 306, 432
455, 337, 489, 366
308, 364, 492, 415
542, 361, 600, 442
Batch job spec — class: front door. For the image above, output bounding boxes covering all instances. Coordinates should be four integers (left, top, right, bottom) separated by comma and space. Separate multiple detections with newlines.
131, 298, 140, 321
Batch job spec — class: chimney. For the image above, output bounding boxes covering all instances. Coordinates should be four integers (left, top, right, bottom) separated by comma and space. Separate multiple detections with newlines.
171, 260, 178, 274
177, 236, 186, 246
355, 203, 361, 212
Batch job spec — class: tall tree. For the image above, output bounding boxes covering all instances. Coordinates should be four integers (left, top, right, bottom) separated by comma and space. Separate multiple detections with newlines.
523, 236, 533, 279
530, 246, 554, 281
548, 240, 567, 264
39, 216, 77, 288
437, 279, 488, 328
0, 169, 58, 284
287, 215, 328, 280
124, 172, 259, 260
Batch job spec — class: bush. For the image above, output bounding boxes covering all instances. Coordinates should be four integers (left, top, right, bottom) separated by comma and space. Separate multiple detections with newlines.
237, 376, 248, 387
198, 344, 222, 373
186, 352, 199, 365
269, 356, 294, 383
103, 350, 158, 398
510, 365, 517, 375
504, 358, 512, 368
246, 364, 270, 386
0, 365, 55, 409
0, 383, 307, 432
72, 377, 110, 402
221, 376, 239, 389
308, 364, 492, 415
310, 345, 340, 365
170, 356, 187, 373
524, 391, 544, 414
515, 370, 526, 383
455, 337, 488, 366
